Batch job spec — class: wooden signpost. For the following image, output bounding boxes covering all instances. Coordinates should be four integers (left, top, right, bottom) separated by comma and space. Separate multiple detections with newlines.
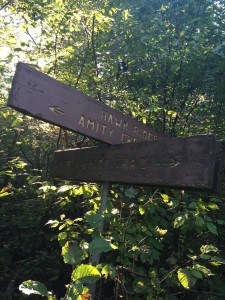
7, 63, 225, 193
51, 135, 224, 193
8, 62, 164, 144
7, 62, 225, 298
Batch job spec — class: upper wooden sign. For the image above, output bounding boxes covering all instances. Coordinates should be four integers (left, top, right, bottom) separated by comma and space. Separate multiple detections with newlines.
51, 135, 224, 192
8, 62, 164, 144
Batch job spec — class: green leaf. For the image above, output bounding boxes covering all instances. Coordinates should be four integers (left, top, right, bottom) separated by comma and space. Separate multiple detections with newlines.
177, 268, 196, 289
206, 223, 218, 235
123, 9, 130, 20
58, 231, 67, 241
174, 215, 186, 228
188, 202, 196, 209
160, 193, 169, 202
0, 192, 10, 198
195, 217, 204, 227
125, 187, 138, 199
180, 29, 186, 36
67, 286, 79, 299
72, 264, 100, 284
194, 264, 214, 277
62, 242, 83, 265
192, 269, 203, 279
57, 185, 73, 193
86, 213, 103, 229
210, 256, 225, 265
89, 238, 113, 255
67, 283, 91, 299
200, 244, 218, 254
200, 254, 211, 260
101, 264, 116, 279
139, 206, 145, 215
19, 280, 52, 296
207, 203, 219, 210
45, 220, 59, 228
151, 277, 161, 291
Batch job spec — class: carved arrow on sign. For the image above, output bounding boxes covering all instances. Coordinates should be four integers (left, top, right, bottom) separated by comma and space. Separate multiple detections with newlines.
49, 106, 65, 115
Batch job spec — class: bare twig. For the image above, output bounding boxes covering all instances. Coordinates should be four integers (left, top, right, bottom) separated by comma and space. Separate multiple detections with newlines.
160, 265, 180, 283
117, 266, 151, 279
75, 56, 86, 87
91, 14, 102, 102
173, 289, 225, 297
0, 0, 13, 11
22, 16, 40, 49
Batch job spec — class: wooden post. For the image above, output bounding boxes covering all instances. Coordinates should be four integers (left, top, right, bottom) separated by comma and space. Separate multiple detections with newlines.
89, 182, 109, 298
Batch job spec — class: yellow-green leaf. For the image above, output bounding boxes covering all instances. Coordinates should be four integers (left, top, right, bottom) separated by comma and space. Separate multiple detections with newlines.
177, 268, 196, 289
72, 264, 100, 284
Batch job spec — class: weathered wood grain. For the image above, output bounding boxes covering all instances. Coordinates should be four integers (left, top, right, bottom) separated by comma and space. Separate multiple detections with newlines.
51, 135, 224, 192
8, 62, 164, 144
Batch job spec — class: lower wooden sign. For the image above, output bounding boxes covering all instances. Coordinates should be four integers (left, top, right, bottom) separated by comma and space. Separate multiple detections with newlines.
51, 135, 224, 192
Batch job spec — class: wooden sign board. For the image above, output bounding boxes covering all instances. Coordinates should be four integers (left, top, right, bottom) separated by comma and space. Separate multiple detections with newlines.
51, 135, 224, 192
8, 62, 164, 144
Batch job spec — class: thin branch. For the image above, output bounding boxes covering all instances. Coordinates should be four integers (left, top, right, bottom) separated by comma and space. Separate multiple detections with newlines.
91, 14, 98, 77
189, 289, 225, 297
91, 14, 102, 102
0, 0, 13, 11
53, 33, 58, 75
75, 57, 86, 87
22, 16, 40, 50
117, 266, 151, 279
160, 265, 180, 283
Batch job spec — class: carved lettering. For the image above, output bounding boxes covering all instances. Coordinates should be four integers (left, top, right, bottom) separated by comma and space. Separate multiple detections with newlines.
101, 110, 107, 121
78, 115, 85, 127
109, 128, 114, 137
64, 157, 147, 173
115, 158, 147, 171
115, 117, 122, 128
148, 132, 153, 141
123, 121, 128, 131
87, 118, 95, 131
121, 133, 135, 143
108, 114, 113, 124
101, 124, 107, 135
98, 159, 108, 170
115, 158, 122, 169
78, 115, 115, 138
143, 130, 148, 140
140, 159, 146, 170
130, 159, 136, 170
122, 159, 128, 170
98, 159, 104, 170
121, 133, 128, 143
134, 126, 139, 135
96, 122, 99, 132
127, 135, 133, 143
101, 110, 129, 131
79, 113, 158, 143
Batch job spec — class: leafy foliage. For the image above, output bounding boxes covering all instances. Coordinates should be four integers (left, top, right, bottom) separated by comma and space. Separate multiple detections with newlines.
19, 280, 52, 297
0, 0, 225, 299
